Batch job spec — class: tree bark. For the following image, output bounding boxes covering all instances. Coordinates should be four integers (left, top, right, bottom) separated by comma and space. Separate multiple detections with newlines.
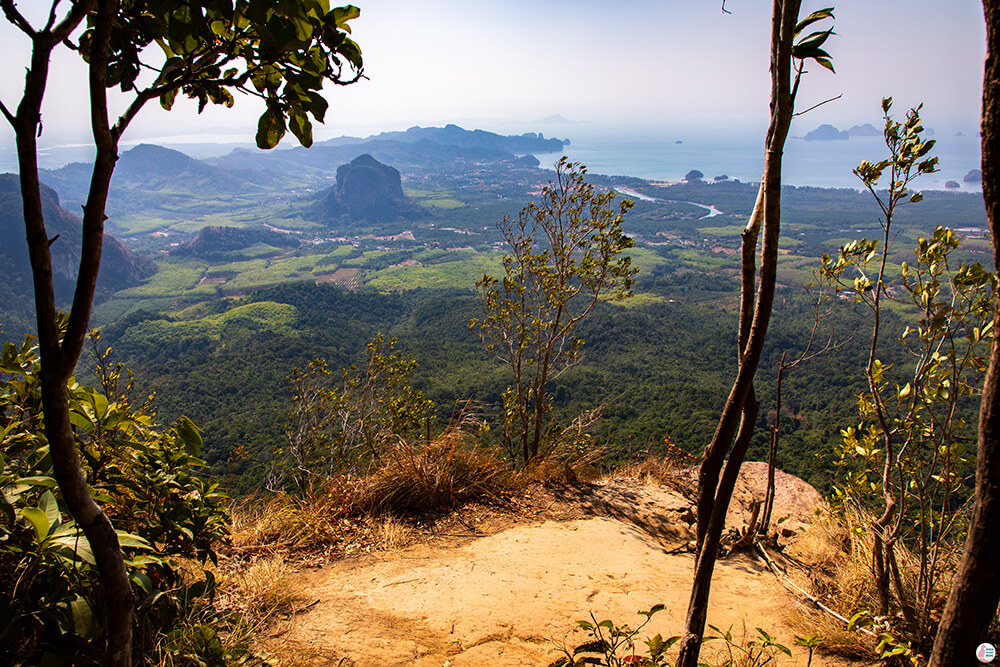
929, 1, 1000, 663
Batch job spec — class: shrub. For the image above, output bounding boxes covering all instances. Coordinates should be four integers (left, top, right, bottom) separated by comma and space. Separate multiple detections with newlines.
0, 331, 253, 665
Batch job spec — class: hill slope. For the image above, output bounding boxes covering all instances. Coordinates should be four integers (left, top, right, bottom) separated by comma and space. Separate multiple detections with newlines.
0, 174, 155, 339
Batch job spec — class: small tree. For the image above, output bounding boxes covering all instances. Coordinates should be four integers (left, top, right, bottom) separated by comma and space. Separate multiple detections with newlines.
274, 334, 434, 492
280, 357, 337, 494
470, 158, 636, 467
330, 334, 434, 463
818, 101, 986, 647
676, 4, 835, 666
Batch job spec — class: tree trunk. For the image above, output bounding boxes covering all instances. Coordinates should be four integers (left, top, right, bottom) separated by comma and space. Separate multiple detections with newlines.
929, 1, 1000, 662
675, 4, 800, 667
760, 353, 786, 535
13, 2, 133, 664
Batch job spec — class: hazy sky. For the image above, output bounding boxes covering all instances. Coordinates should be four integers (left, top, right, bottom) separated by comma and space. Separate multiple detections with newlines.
0, 1, 988, 151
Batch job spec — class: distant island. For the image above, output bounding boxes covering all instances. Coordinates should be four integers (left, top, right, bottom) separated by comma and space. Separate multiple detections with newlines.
803, 123, 880, 141
355, 124, 567, 154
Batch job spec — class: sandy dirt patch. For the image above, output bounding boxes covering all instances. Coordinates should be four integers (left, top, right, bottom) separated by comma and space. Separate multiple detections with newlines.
260, 471, 849, 667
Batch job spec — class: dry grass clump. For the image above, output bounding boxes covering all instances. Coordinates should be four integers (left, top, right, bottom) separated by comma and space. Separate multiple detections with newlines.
218, 555, 305, 625
616, 454, 685, 486
353, 434, 519, 515
371, 515, 413, 550
229, 492, 346, 554
229, 430, 519, 557
784, 507, 882, 661
614, 438, 698, 487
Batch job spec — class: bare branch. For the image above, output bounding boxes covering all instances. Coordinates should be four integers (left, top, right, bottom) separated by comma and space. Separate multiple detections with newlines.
47, 0, 92, 46
44, 0, 62, 32
721, 0, 732, 14
0, 0, 36, 36
0, 98, 14, 126
793, 93, 843, 117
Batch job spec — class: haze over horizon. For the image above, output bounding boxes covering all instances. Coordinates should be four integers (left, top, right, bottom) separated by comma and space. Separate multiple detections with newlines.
0, 1, 988, 168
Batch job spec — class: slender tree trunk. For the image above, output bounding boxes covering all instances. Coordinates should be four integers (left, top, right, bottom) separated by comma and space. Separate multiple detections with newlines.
13, 2, 133, 664
679, 388, 759, 663
676, 4, 800, 667
760, 353, 786, 535
929, 2, 1000, 662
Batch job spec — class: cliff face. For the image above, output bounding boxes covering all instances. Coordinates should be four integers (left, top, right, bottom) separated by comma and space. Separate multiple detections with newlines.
312, 154, 412, 224
0, 173, 155, 306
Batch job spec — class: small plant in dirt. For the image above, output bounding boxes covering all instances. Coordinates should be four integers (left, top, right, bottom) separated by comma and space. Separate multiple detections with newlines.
702, 624, 792, 667
549, 604, 677, 666
551, 608, 801, 667
847, 611, 916, 664
793, 634, 826, 667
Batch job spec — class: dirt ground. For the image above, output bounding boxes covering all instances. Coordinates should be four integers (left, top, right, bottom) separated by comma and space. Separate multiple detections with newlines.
259, 465, 856, 667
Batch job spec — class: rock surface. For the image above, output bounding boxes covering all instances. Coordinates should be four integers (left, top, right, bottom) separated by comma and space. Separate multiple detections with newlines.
0, 173, 155, 304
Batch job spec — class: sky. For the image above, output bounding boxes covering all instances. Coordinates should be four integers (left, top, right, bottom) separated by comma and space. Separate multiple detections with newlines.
0, 1, 988, 157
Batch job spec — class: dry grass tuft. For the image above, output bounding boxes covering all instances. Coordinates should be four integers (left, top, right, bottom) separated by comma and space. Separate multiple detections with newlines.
613, 438, 698, 489
783, 507, 882, 661
228, 427, 518, 557
219, 555, 305, 625
229, 492, 345, 554
616, 454, 686, 487
371, 515, 413, 550
353, 436, 518, 515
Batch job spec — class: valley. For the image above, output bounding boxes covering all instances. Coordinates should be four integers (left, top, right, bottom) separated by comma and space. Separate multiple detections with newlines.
0, 125, 991, 491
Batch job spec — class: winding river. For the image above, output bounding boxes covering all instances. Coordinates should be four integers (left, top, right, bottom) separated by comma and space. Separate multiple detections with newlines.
615, 187, 723, 219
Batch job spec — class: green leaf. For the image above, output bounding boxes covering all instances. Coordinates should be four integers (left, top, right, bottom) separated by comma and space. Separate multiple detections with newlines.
69, 596, 96, 639
131, 569, 155, 596
256, 107, 287, 149
175, 416, 204, 455
116, 531, 155, 551
159, 87, 178, 111
39, 490, 61, 531
332, 5, 361, 30
21, 506, 51, 542
794, 7, 835, 37
49, 522, 96, 564
847, 610, 873, 632
4, 475, 58, 497
288, 108, 314, 147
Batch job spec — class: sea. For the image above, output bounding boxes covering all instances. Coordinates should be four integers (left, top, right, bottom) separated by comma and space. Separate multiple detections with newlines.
529, 127, 984, 193
3, 124, 984, 193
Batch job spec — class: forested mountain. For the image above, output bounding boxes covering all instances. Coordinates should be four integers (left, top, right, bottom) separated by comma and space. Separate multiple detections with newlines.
96, 275, 900, 493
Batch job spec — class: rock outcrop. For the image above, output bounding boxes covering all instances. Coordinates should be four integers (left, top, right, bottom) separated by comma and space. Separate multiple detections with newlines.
312, 154, 413, 224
